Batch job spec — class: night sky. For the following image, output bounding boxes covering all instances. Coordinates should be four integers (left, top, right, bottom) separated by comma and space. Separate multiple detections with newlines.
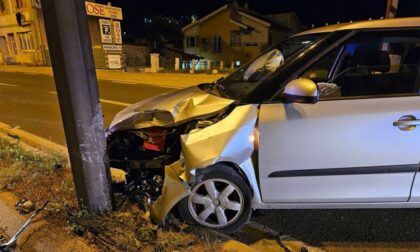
98, 0, 420, 36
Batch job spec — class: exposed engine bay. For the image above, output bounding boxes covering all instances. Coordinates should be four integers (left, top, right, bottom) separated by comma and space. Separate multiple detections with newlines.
107, 106, 234, 204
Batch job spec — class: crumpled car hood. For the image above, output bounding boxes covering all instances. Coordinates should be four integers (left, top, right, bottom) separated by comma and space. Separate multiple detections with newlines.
108, 85, 235, 131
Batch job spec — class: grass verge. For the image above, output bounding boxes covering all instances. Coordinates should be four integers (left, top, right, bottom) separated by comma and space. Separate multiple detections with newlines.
0, 137, 222, 251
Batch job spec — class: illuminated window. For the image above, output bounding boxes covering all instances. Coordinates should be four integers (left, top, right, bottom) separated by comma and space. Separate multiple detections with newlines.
18, 32, 34, 51
7, 34, 17, 54
16, 0, 27, 9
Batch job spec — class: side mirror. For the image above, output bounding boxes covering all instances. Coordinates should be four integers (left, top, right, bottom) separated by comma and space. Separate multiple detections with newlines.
284, 78, 319, 104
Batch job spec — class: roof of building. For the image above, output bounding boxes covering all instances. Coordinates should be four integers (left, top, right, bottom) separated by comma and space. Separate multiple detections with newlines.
236, 6, 292, 31
296, 17, 420, 36
182, 4, 292, 32
162, 45, 202, 60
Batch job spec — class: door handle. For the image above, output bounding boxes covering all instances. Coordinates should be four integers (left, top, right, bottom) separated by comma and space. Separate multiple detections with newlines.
393, 115, 420, 131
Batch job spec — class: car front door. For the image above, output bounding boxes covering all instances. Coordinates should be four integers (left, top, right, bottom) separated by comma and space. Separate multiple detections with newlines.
258, 29, 420, 203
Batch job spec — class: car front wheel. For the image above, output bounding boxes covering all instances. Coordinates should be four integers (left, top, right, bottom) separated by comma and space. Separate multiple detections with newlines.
177, 165, 252, 233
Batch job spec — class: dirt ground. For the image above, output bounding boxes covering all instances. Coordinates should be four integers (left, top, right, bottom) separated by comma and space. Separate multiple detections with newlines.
0, 137, 223, 252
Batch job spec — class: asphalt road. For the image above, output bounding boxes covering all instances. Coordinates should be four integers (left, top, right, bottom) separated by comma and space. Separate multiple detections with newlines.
250, 208, 420, 249
1, 71, 420, 250
0, 71, 175, 146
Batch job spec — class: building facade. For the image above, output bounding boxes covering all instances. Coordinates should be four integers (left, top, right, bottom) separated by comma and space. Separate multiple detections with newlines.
0, 0, 124, 69
182, 3, 302, 68
0, 0, 48, 65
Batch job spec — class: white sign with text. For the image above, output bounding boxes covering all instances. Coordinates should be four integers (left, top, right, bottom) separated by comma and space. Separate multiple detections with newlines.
107, 55, 122, 69
113, 21, 122, 44
99, 19, 112, 44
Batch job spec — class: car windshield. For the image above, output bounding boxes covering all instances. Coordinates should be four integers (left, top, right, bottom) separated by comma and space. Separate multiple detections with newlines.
205, 33, 328, 100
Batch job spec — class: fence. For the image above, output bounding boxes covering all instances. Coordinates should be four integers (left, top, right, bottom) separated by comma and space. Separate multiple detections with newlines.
180, 59, 237, 73
122, 44, 149, 68
121, 45, 238, 73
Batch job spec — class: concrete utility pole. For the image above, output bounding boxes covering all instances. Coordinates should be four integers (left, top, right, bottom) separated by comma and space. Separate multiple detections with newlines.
41, 0, 113, 212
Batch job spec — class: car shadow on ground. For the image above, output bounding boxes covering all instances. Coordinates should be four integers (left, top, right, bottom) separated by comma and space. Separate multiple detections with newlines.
250, 209, 420, 245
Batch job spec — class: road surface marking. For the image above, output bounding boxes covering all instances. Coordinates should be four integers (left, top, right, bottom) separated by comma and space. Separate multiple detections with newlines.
112, 80, 138, 85
111, 80, 180, 89
0, 83, 18, 87
0, 121, 67, 154
23, 72, 53, 76
48, 91, 132, 107
99, 98, 132, 107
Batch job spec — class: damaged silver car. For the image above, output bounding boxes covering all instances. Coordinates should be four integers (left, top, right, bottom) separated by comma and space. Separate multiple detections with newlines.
106, 18, 420, 233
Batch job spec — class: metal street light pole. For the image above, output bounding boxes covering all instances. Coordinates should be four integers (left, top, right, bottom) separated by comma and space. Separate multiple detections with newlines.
41, 0, 113, 212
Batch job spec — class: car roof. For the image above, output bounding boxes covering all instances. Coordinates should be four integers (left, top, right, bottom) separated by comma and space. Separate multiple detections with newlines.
296, 17, 420, 36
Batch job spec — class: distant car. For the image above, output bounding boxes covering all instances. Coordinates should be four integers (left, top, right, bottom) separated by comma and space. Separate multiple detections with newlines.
106, 17, 420, 233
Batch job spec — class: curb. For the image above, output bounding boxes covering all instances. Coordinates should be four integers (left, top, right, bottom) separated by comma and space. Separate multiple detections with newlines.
0, 122, 67, 156
238, 221, 324, 252
280, 236, 325, 252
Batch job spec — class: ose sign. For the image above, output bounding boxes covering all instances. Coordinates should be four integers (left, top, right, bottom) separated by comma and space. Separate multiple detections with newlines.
85, 2, 123, 20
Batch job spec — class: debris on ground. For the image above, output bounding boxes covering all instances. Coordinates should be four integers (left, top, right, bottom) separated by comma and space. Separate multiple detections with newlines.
53, 193, 220, 252
15, 198, 34, 214
0, 201, 49, 251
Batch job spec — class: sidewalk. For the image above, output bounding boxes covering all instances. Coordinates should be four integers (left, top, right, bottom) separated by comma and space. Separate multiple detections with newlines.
0, 65, 227, 89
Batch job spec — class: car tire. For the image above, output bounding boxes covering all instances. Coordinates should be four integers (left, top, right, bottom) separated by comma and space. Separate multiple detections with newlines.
177, 164, 252, 233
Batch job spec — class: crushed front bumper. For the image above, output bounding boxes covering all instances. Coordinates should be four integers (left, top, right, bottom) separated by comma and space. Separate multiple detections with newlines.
150, 161, 191, 225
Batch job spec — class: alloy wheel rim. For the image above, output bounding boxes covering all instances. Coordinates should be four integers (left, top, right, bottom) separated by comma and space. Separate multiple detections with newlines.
187, 178, 244, 228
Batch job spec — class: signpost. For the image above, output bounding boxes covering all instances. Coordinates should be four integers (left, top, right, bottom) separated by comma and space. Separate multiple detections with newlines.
85, 2, 123, 69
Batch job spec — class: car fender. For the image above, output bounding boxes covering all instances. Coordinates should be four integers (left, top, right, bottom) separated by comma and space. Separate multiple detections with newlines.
150, 104, 261, 225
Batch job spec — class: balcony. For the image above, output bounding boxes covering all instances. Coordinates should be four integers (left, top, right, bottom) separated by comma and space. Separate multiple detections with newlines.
230, 34, 267, 47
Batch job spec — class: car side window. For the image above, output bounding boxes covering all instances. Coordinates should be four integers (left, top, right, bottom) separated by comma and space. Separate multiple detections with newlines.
301, 30, 420, 99
301, 47, 340, 83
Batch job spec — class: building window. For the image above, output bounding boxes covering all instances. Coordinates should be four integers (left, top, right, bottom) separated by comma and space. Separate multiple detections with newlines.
186, 36, 197, 47
202, 37, 211, 51
0, 0, 5, 12
7, 34, 18, 55
212, 35, 222, 53
16, 0, 27, 9
18, 32, 34, 51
